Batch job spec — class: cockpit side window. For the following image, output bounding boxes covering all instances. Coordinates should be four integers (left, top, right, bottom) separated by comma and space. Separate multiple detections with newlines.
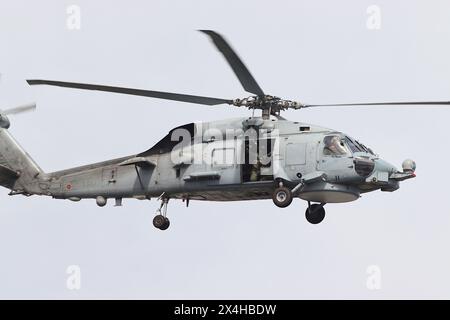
323, 135, 349, 156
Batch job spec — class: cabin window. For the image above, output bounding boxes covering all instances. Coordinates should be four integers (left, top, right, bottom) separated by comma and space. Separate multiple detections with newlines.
323, 135, 349, 156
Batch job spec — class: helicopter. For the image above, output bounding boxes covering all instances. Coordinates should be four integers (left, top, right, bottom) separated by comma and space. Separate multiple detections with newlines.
2, 30, 448, 230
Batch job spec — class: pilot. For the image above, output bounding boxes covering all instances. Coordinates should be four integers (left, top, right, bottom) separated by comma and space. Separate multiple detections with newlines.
324, 136, 347, 155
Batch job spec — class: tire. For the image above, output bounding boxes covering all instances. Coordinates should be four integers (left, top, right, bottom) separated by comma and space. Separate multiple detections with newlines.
305, 204, 326, 224
153, 215, 166, 229
272, 187, 293, 208
159, 217, 170, 231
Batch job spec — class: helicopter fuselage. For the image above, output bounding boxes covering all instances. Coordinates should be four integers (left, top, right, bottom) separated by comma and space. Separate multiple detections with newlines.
29, 116, 413, 206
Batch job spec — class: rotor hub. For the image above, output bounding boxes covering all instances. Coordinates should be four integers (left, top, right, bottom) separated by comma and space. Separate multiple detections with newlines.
232, 95, 304, 115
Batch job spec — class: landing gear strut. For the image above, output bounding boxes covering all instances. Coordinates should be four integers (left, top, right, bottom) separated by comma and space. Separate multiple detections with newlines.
153, 197, 170, 230
305, 202, 326, 224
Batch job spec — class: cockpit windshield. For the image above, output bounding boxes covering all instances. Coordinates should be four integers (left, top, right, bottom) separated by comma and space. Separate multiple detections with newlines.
323, 135, 349, 156
345, 138, 361, 153
323, 135, 375, 156
345, 136, 375, 155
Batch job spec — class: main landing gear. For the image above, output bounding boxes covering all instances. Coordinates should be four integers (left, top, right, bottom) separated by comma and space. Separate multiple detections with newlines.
272, 186, 293, 208
272, 180, 295, 208
271, 181, 327, 224
153, 197, 170, 230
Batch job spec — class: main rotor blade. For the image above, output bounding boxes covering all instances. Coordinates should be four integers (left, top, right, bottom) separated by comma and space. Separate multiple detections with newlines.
303, 101, 450, 108
200, 30, 265, 96
3, 102, 36, 115
27, 80, 233, 106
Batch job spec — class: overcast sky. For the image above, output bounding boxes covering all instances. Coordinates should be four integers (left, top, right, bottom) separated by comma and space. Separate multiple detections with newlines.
1, 0, 450, 299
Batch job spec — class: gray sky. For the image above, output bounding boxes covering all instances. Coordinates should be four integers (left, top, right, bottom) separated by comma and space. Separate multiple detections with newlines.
1, 0, 450, 299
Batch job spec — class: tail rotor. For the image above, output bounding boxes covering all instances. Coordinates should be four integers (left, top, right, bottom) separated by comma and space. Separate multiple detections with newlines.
0, 102, 36, 129
0, 73, 37, 129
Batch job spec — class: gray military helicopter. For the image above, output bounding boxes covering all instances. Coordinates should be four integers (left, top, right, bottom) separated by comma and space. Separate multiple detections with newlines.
2, 30, 447, 230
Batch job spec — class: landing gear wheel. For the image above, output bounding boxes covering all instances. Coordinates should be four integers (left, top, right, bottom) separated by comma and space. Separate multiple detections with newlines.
272, 187, 293, 208
305, 204, 326, 224
153, 197, 170, 230
153, 215, 167, 229
159, 217, 170, 230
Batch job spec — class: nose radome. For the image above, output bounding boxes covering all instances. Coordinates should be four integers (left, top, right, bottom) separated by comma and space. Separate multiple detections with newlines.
374, 158, 398, 173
